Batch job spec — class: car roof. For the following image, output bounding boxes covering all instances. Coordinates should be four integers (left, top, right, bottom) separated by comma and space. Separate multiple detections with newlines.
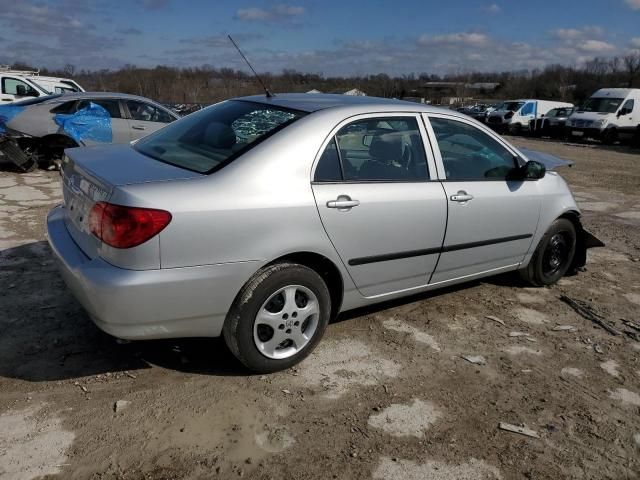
236, 93, 451, 114
46, 91, 160, 102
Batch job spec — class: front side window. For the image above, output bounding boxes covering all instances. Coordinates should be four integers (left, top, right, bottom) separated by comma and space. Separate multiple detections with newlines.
2, 78, 39, 96
77, 99, 122, 118
429, 117, 518, 181
127, 100, 174, 123
621, 99, 634, 114
520, 102, 534, 115
134, 100, 306, 174
318, 117, 428, 182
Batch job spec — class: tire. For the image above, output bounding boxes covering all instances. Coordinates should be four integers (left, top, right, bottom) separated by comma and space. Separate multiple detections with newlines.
519, 218, 577, 287
601, 128, 618, 145
223, 262, 331, 373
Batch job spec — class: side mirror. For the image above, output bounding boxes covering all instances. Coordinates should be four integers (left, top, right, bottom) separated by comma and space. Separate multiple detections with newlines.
617, 108, 628, 117
521, 160, 546, 180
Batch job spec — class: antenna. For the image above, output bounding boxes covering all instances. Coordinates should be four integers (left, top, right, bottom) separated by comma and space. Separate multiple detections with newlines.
228, 35, 274, 98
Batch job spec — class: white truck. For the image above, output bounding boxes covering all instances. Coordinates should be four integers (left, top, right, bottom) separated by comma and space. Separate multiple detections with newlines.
566, 88, 639, 144
487, 99, 574, 134
0, 66, 84, 103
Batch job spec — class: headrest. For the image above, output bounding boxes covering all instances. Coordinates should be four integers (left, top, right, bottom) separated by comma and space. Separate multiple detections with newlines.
369, 133, 402, 161
203, 122, 237, 149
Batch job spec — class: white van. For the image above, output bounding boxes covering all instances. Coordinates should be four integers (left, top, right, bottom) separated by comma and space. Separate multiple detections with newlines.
487, 99, 574, 134
566, 88, 640, 144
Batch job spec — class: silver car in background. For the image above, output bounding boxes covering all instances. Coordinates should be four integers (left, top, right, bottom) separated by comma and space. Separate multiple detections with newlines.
0, 92, 178, 171
46, 94, 601, 372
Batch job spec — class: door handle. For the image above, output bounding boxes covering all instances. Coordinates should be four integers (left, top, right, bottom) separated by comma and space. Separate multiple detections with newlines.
327, 195, 360, 210
450, 191, 474, 202
132, 125, 146, 130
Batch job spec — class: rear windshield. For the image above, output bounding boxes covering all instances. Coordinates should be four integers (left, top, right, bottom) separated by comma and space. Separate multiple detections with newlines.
580, 97, 624, 113
134, 100, 306, 174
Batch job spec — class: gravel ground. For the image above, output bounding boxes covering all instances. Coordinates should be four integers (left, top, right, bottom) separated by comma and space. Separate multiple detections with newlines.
0, 139, 639, 480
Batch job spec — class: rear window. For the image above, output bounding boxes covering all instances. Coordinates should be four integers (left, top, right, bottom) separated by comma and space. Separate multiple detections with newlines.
134, 100, 306, 174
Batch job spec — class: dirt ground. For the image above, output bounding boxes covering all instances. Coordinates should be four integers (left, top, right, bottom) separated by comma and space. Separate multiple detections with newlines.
0, 138, 639, 480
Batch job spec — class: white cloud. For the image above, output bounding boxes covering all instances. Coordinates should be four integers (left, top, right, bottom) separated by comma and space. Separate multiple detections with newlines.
551, 26, 603, 40
484, 3, 501, 13
418, 32, 490, 47
580, 39, 616, 53
631, 37, 640, 48
236, 5, 305, 23
624, 0, 640, 9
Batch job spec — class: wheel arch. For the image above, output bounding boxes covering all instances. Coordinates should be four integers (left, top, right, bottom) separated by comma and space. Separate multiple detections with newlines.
557, 210, 600, 273
266, 251, 344, 320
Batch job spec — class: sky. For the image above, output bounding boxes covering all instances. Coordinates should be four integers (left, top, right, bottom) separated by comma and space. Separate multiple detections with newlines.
0, 0, 639, 76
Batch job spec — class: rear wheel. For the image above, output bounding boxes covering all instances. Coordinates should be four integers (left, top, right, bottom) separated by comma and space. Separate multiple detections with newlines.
520, 218, 577, 287
223, 263, 331, 373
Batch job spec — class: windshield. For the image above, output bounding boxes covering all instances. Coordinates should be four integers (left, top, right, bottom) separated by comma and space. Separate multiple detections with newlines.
580, 97, 624, 113
134, 100, 307, 174
12, 94, 63, 106
503, 101, 525, 111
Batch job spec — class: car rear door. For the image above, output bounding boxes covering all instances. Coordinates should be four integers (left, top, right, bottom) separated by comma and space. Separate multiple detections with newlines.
75, 98, 131, 144
124, 100, 175, 140
311, 113, 447, 298
423, 113, 541, 284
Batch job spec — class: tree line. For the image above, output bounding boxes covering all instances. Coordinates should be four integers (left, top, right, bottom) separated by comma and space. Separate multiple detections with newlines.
11, 52, 640, 106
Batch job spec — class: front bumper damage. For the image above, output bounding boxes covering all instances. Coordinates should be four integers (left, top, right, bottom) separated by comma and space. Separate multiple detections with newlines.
0, 131, 39, 172
571, 218, 605, 273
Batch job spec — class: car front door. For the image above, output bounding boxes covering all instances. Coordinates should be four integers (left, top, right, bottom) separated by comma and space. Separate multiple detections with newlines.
0, 76, 40, 103
311, 114, 447, 298
124, 100, 176, 140
75, 99, 131, 144
424, 114, 541, 284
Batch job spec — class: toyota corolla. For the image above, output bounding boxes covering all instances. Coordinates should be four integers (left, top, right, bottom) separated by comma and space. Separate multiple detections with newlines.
46, 94, 602, 372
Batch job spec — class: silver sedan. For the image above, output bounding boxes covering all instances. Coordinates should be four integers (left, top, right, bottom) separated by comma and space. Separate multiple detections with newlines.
46, 94, 602, 372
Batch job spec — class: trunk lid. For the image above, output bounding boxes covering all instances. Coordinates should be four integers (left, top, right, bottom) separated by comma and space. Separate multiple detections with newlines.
61, 144, 202, 259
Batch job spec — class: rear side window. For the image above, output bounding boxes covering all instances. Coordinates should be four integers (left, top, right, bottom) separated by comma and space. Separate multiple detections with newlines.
127, 100, 174, 123
314, 138, 342, 182
319, 117, 428, 182
77, 99, 122, 118
134, 100, 306, 174
50, 101, 77, 114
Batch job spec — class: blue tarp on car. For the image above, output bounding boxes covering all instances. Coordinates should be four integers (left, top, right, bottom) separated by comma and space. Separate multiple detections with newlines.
54, 103, 112, 144
0, 105, 26, 133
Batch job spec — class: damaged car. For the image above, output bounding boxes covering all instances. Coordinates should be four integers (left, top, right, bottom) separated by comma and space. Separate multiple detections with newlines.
0, 92, 178, 171
47, 94, 603, 373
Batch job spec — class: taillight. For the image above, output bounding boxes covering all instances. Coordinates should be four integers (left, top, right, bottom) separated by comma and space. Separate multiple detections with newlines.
88, 202, 172, 249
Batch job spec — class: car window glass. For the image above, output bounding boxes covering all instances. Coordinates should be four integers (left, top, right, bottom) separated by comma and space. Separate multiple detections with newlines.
314, 138, 342, 182
134, 100, 306, 174
77, 99, 122, 118
622, 99, 634, 113
429, 117, 517, 181
2, 77, 38, 96
127, 100, 174, 123
334, 117, 428, 182
520, 102, 534, 115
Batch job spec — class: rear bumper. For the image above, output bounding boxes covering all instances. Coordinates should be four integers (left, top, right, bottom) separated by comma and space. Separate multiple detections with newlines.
46, 205, 262, 340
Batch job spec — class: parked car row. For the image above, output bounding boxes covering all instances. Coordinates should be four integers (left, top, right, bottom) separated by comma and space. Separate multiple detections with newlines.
0, 92, 178, 171
456, 88, 639, 146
